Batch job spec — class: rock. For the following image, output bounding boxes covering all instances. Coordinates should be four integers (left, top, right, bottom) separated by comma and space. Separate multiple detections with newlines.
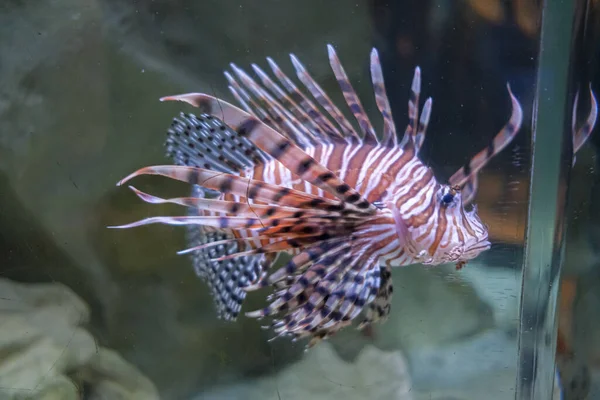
0, 1, 375, 397
0, 278, 159, 400
197, 342, 413, 400
76, 348, 159, 400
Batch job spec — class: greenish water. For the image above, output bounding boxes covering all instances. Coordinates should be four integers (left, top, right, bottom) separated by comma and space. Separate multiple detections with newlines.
1, 1, 599, 400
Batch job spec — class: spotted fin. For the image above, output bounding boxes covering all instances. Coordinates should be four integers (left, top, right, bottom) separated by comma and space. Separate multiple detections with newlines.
165, 111, 268, 176
164, 114, 271, 319
358, 265, 393, 329
246, 238, 382, 347
183, 186, 267, 320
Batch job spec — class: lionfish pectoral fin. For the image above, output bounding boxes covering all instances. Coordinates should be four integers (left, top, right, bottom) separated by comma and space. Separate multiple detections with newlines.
327, 44, 378, 144
358, 265, 393, 329
389, 204, 409, 249
245, 238, 382, 347
165, 111, 267, 174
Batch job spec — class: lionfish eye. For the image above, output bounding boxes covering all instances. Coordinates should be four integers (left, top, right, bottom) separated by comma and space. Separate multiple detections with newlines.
440, 186, 459, 206
442, 193, 455, 204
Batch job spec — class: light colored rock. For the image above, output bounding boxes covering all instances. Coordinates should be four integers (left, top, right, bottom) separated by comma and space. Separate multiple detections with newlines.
197, 342, 413, 400
0, 278, 159, 400
77, 348, 159, 400
0, 2, 375, 395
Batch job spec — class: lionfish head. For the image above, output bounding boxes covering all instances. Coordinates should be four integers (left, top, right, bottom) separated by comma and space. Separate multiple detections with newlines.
397, 184, 490, 266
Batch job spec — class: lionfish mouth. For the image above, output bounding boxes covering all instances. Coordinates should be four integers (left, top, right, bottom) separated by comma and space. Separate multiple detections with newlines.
464, 240, 492, 259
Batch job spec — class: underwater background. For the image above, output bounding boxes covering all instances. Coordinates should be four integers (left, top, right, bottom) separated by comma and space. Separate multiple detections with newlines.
1, 1, 599, 399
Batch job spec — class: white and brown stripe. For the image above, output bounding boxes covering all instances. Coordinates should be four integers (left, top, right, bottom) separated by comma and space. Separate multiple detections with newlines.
111, 44, 597, 348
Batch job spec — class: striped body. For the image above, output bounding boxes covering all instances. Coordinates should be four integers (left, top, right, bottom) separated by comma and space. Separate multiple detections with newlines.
220, 140, 487, 269
111, 44, 596, 348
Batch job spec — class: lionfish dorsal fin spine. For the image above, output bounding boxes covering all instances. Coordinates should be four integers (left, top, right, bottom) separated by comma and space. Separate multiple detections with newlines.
225, 71, 287, 136
115, 165, 347, 210
327, 44, 379, 144
160, 93, 376, 212
165, 111, 267, 173
229, 63, 316, 148
459, 174, 479, 206
289, 53, 360, 141
452, 84, 596, 205
369, 48, 397, 146
249, 62, 332, 145
448, 84, 523, 190
397, 66, 423, 151
408, 67, 421, 143
415, 97, 433, 152
266, 56, 345, 141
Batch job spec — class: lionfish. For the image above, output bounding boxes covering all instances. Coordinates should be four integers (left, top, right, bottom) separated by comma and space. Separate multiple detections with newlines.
110, 44, 597, 348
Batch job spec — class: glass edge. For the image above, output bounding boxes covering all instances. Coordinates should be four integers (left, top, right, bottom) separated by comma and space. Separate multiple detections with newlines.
516, 0, 577, 399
